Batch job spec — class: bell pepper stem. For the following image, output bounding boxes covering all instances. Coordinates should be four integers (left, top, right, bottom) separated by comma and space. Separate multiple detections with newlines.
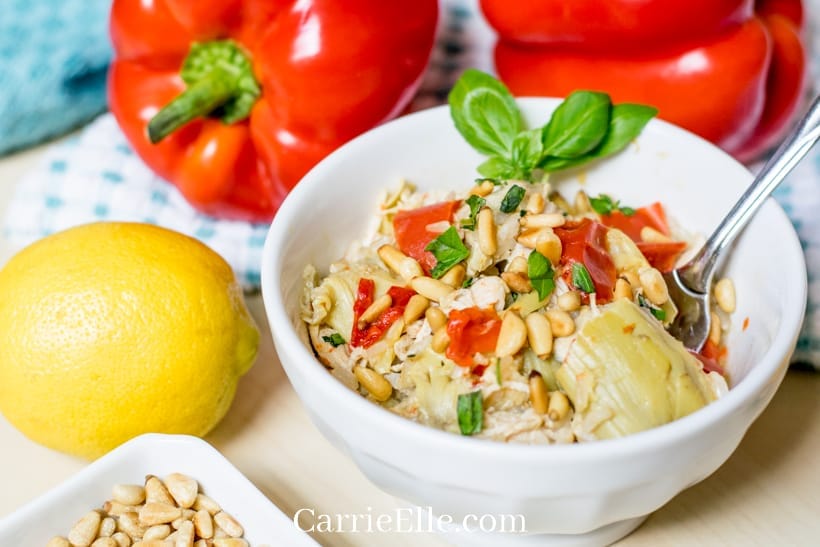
147, 70, 235, 144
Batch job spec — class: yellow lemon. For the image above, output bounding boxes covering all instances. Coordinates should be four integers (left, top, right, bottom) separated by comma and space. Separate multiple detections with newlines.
0, 222, 259, 459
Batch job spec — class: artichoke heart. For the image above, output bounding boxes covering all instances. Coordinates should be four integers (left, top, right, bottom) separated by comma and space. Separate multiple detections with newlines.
556, 298, 717, 440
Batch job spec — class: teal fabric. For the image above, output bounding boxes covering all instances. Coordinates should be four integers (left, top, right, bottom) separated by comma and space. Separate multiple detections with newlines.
0, 0, 111, 155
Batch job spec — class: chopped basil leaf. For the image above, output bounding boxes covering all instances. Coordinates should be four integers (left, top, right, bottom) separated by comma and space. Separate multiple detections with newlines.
638, 294, 667, 321
500, 184, 526, 213
519, 209, 527, 217
589, 194, 636, 216
495, 358, 503, 386
571, 263, 596, 293
528, 251, 556, 301
322, 333, 346, 347
425, 226, 470, 279
457, 390, 484, 435
460, 195, 486, 231
619, 206, 636, 216
462, 276, 474, 288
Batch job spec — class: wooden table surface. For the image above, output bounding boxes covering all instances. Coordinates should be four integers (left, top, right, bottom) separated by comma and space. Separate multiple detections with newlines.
0, 142, 818, 546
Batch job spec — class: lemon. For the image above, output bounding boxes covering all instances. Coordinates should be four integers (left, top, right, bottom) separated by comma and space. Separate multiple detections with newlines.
0, 222, 259, 459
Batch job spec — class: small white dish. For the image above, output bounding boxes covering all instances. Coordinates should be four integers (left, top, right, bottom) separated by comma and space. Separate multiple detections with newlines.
0, 433, 316, 546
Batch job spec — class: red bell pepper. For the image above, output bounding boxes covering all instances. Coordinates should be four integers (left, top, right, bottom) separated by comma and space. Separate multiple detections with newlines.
108, 0, 438, 221
446, 307, 502, 368
393, 200, 462, 275
554, 219, 617, 303
350, 280, 416, 349
481, 0, 806, 162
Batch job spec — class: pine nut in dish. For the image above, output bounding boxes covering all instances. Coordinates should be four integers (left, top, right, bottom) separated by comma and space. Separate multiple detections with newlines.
526, 192, 545, 214
425, 306, 447, 331
546, 309, 575, 337
477, 207, 498, 256
529, 371, 549, 414
403, 294, 430, 324
557, 291, 581, 312
377, 244, 423, 281
354, 366, 393, 402
410, 276, 453, 302
639, 267, 669, 306
440, 263, 466, 288
525, 312, 553, 358
495, 311, 527, 357
431, 326, 451, 353
714, 277, 736, 313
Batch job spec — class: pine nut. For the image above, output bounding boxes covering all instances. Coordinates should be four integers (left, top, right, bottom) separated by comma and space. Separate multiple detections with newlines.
546, 309, 575, 337
534, 230, 562, 265
440, 263, 466, 288
550, 192, 572, 213
163, 473, 198, 509
212, 540, 249, 547
526, 193, 545, 214
175, 520, 195, 546
104, 501, 139, 516
91, 539, 118, 547
557, 291, 581, 312
131, 541, 171, 547
142, 524, 171, 541
529, 372, 549, 414
171, 517, 186, 530
410, 276, 453, 302
194, 541, 209, 547
469, 180, 495, 197
425, 306, 448, 331
574, 190, 591, 213
431, 326, 451, 353
357, 294, 392, 328
193, 509, 214, 539
139, 503, 181, 526
521, 212, 565, 229
68, 511, 101, 547
111, 533, 132, 547
614, 278, 633, 301
47, 538, 70, 547
100, 517, 117, 537
403, 294, 429, 324
640, 226, 671, 243
112, 484, 146, 506
709, 311, 722, 346
714, 278, 736, 313
639, 267, 669, 306
495, 311, 527, 357
377, 244, 424, 282
548, 391, 571, 421
145, 476, 175, 506
353, 366, 392, 402
117, 512, 145, 539
525, 312, 553, 357
620, 271, 641, 289
507, 256, 528, 274
192, 494, 221, 515
501, 271, 532, 294
477, 207, 497, 257
213, 512, 244, 538
516, 227, 541, 249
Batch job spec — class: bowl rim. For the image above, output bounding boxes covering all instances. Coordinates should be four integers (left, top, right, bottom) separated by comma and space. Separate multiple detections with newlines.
261, 98, 808, 463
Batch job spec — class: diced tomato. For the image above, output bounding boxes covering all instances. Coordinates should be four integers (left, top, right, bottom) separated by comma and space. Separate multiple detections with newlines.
694, 339, 727, 376
636, 241, 688, 273
350, 278, 416, 348
446, 307, 502, 368
393, 200, 461, 275
553, 218, 616, 303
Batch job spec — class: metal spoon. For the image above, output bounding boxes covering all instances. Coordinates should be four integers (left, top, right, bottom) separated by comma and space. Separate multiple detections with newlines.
665, 95, 820, 351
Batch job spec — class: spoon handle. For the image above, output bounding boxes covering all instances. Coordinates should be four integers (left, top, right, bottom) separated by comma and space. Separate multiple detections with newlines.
680, 95, 820, 293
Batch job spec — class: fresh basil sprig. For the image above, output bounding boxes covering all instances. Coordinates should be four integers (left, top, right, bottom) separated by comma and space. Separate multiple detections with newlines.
425, 226, 469, 279
457, 390, 484, 435
589, 194, 636, 216
527, 251, 555, 301
449, 69, 658, 181
571, 263, 596, 294
499, 185, 526, 213
460, 195, 485, 231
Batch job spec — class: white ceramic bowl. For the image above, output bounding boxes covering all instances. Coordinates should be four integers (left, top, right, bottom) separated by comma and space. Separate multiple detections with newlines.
0, 434, 316, 546
261, 99, 807, 546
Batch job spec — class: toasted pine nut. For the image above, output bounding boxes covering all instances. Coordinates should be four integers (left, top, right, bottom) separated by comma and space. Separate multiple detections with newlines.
213, 512, 244, 538
614, 278, 633, 301
90, 539, 118, 547
440, 263, 466, 288
714, 278, 736, 313
521, 212, 565, 229
574, 191, 591, 213
131, 541, 170, 547
143, 524, 171, 541
410, 276, 453, 302
353, 366, 392, 402
193, 509, 215, 539
100, 517, 117, 538
175, 520, 194, 546
116, 513, 144, 540
145, 475, 175, 506
507, 256, 528, 274
46, 538, 70, 547
163, 473, 198, 509
525, 312, 553, 358
546, 309, 575, 337
534, 230, 562, 265
111, 533, 132, 547
620, 271, 641, 289
477, 207, 497, 257
425, 306, 447, 331
112, 484, 146, 506
357, 294, 392, 328
639, 267, 669, 306
495, 311, 527, 357
501, 271, 532, 294
557, 291, 581, 312
403, 294, 429, 324
378, 244, 424, 282
139, 503, 181, 526
68, 511, 101, 547
640, 226, 671, 243
548, 391, 571, 421
431, 326, 451, 353
212, 540, 249, 547
526, 193, 545, 214
550, 192, 572, 213
709, 311, 722, 346
469, 180, 495, 197
103, 501, 139, 517
529, 372, 549, 414
516, 227, 541, 249
171, 517, 186, 530
192, 494, 221, 515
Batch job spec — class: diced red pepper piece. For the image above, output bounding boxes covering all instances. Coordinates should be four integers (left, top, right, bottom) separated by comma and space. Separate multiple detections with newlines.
350, 278, 416, 349
393, 200, 461, 275
446, 307, 502, 368
554, 218, 616, 303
